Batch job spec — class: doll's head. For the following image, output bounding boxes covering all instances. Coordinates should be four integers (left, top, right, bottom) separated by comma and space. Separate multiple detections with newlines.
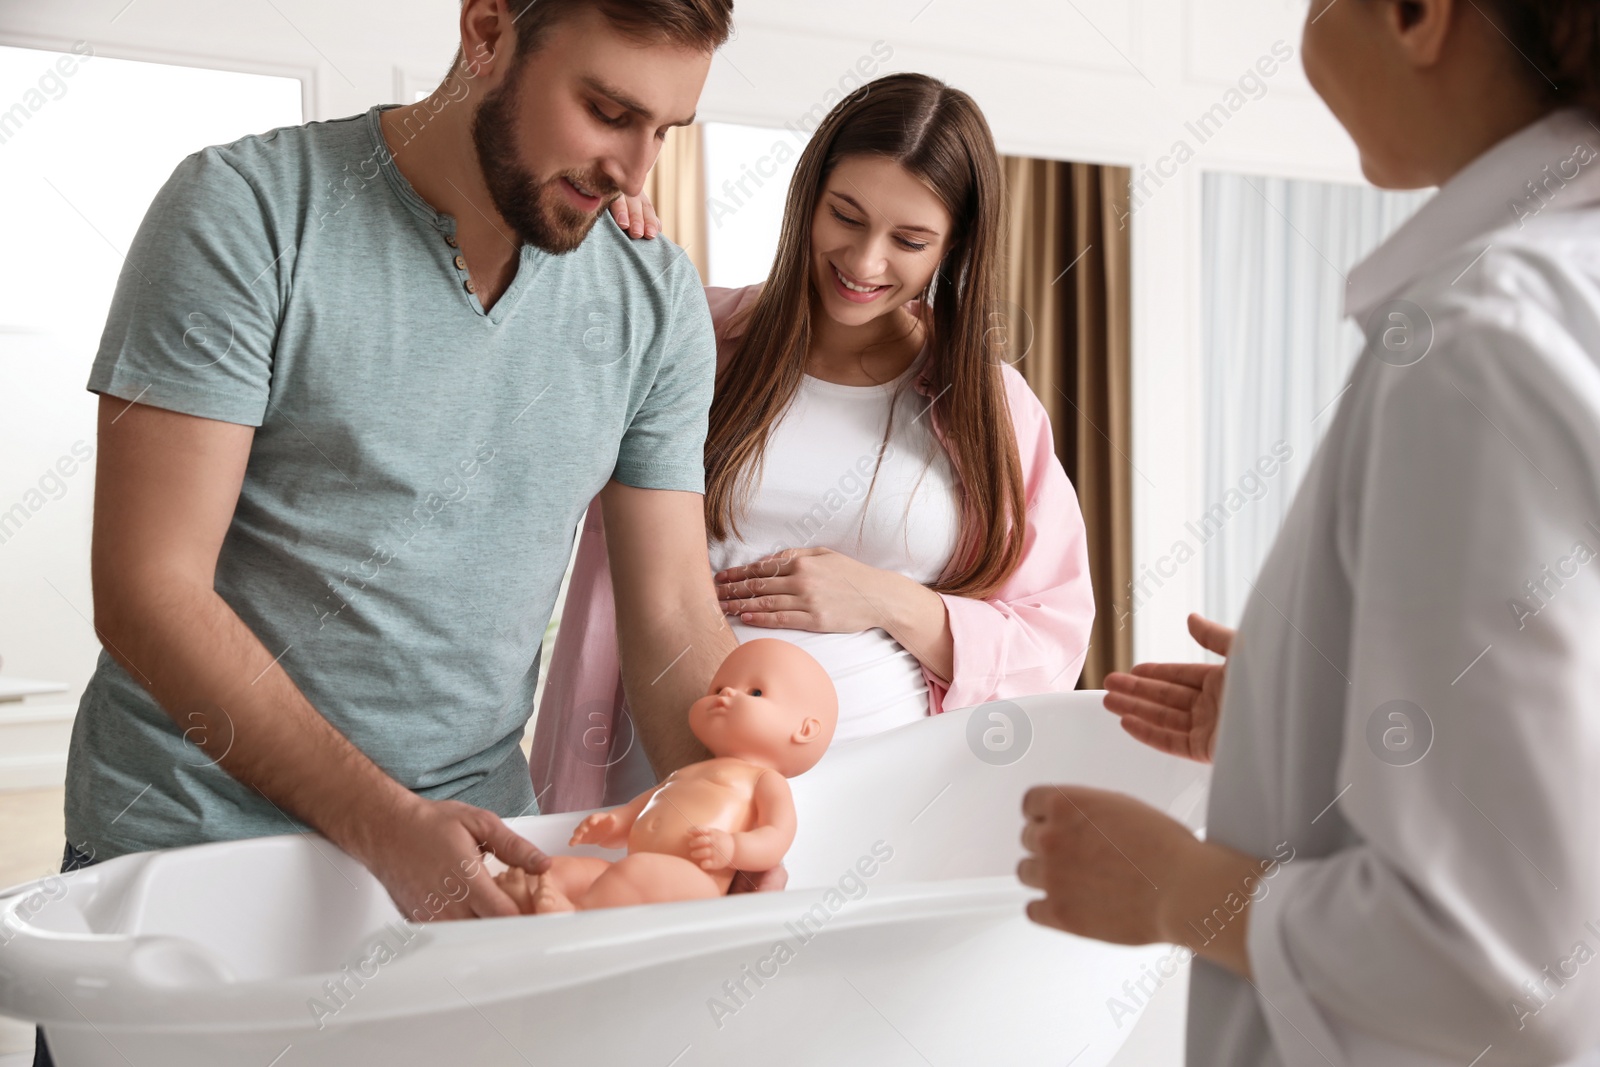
688, 639, 838, 776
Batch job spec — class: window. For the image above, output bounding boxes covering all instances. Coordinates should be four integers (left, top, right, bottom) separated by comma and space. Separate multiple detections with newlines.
1199, 171, 1432, 626
702, 121, 809, 288
0, 44, 302, 706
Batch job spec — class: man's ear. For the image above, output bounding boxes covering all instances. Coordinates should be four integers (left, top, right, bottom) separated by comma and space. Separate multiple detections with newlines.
1389, 0, 1454, 67
459, 0, 515, 81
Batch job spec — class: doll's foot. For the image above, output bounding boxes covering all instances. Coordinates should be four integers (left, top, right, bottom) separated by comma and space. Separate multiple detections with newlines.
532, 876, 576, 914
495, 867, 539, 915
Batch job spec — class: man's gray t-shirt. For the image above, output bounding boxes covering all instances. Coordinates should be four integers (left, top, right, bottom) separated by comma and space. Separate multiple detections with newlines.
66, 104, 714, 860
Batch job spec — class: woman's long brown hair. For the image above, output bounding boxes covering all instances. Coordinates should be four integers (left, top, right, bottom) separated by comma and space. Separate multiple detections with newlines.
703, 72, 1026, 598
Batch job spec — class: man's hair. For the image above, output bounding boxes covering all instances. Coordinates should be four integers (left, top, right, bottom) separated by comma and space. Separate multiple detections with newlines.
449, 0, 733, 74
506, 0, 733, 55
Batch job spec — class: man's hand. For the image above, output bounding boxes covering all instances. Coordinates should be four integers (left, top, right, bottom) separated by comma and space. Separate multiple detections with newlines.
728, 865, 788, 894
1102, 613, 1233, 762
355, 795, 550, 922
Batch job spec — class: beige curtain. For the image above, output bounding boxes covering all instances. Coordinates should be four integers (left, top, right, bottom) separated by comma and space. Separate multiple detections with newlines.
1000, 157, 1134, 689
641, 124, 710, 284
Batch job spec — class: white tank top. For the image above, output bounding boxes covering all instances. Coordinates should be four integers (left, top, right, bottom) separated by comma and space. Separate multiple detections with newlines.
708, 352, 962, 742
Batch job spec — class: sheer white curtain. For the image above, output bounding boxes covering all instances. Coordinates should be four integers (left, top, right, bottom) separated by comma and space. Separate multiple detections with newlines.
1201, 172, 1432, 627
0, 44, 301, 722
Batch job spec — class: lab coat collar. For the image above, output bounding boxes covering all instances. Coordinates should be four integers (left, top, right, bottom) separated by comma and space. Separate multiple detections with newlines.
1345, 107, 1600, 323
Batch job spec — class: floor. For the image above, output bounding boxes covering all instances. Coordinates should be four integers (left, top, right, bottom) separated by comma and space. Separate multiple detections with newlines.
0, 788, 65, 890
0, 786, 64, 1061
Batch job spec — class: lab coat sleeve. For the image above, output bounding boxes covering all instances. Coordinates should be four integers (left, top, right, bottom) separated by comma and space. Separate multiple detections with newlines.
1247, 287, 1600, 1065
929, 367, 1096, 711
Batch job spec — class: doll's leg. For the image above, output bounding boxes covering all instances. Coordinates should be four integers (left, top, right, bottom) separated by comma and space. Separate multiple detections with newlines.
574, 852, 731, 910
529, 855, 612, 915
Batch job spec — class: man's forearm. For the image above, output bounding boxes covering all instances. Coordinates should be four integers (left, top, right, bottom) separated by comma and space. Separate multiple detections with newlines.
599, 481, 739, 778
617, 597, 736, 776
95, 578, 412, 858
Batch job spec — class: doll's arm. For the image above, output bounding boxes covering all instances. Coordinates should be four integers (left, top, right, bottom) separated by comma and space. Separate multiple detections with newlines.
693, 771, 797, 873
570, 783, 658, 848
738, 771, 799, 870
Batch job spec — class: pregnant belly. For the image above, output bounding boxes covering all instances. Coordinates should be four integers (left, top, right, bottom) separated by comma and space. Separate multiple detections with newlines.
727, 622, 931, 743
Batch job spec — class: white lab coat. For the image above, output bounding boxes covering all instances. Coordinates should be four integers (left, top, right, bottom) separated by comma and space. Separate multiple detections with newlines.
1192, 108, 1600, 1067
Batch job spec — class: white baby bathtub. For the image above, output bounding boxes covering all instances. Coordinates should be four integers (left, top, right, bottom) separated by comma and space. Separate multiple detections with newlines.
0, 692, 1208, 1066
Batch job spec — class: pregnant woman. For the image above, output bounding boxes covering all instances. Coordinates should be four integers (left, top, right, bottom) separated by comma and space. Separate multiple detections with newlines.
531, 72, 1095, 812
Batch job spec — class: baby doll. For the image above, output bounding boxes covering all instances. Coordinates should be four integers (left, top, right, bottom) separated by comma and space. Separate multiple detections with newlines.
498, 638, 838, 914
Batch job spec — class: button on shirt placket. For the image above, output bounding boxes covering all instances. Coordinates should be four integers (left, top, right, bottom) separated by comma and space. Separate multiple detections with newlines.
446, 233, 477, 297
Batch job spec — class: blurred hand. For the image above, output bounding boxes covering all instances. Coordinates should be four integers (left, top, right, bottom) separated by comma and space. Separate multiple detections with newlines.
1019, 783, 1264, 978
607, 190, 661, 240
358, 796, 549, 922
728, 864, 788, 895
1102, 613, 1233, 763
1019, 785, 1197, 944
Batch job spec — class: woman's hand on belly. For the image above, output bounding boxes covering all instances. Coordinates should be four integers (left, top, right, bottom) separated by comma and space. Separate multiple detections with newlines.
717, 547, 890, 632
716, 546, 944, 633
716, 547, 953, 681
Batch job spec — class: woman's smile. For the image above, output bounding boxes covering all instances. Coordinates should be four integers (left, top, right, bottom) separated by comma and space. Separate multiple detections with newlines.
829, 262, 892, 303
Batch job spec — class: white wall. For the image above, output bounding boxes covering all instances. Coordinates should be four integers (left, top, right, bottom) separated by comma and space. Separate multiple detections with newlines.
0, 0, 1367, 709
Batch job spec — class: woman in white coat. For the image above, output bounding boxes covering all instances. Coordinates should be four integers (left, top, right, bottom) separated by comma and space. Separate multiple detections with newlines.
1021, 1, 1600, 1064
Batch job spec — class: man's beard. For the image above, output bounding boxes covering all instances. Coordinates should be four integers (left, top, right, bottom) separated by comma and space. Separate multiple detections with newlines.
471, 60, 617, 255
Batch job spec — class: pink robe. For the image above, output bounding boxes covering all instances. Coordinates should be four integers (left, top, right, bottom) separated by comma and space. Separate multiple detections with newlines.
529, 284, 1095, 812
